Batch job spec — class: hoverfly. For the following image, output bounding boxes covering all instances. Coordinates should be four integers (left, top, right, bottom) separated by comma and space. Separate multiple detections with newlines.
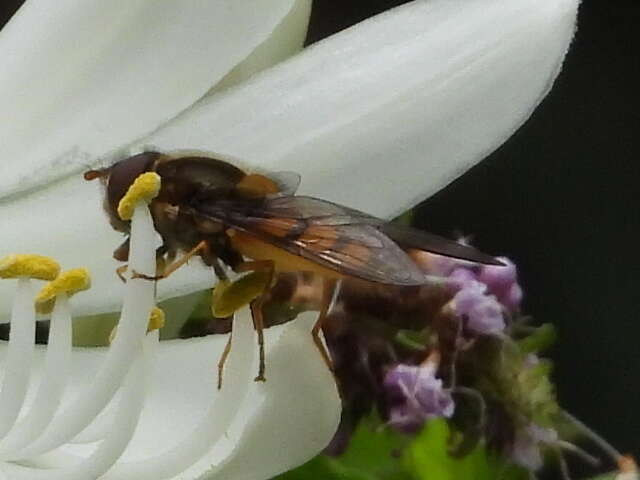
85, 151, 501, 382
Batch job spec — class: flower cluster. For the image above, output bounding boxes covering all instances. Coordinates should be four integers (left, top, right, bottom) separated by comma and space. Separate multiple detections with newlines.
307, 246, 631, 478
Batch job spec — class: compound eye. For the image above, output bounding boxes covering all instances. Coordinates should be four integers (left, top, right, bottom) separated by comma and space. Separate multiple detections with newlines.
106, 152, 162, 216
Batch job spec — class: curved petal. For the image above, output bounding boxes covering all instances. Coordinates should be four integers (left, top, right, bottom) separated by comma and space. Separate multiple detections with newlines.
0, 0, 578, 317
0, 314, 340, 479
145, 0, 579, 217
200, 315, 340, 480
0, 0, 309, 199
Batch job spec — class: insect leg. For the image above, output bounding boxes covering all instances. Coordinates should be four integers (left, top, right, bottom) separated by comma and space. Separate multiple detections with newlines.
132, 240, 209, 280
154, 244, 169, 277
311, 278, 342, 372
115, 265, 128, 283
234, 260, 276, 382
217, 330, 233, 390
211, 258, 229, 282
116, 245, 169, 283
251, 301, 267, 382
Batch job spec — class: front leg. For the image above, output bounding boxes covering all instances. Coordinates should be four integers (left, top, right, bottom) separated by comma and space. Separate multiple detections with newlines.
116, 245, 169, 283
116, 264, 129, 283
132, 240, 209, 281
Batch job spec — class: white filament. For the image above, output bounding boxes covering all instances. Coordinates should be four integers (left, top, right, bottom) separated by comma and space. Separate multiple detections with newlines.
4, 334, 150, 480
10, 204, 157, 460
69, 410, 115, 445
0, 294, 71, 455
0, 278, 36, 438
0, 199, 261, 478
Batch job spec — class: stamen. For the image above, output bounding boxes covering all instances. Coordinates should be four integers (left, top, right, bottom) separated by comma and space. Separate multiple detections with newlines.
0, 277, 37, 438
109, 306, 166, 344
117, 172, 161, 221
2, 341, 149, 480
147, 307, 165, 332
8, 195, 158, 460
0, 254, 59, 281
35, 268, 91, 314
562, 411, 623, 464
555, 448, 572, 480
0, 256, 60, 442
0, 167, 319, 477
556, 440, 601, 467
101, 309, 256, 480
0, 294, 72, 455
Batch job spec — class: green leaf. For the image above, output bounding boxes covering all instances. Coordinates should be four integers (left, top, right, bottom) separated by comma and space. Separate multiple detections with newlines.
405, 419, 529, 480
277, 455, 379, 480
587, 474, 618, 480
334, 418, 410, 478
277, 417, 530, 480
277, 417, 413, 480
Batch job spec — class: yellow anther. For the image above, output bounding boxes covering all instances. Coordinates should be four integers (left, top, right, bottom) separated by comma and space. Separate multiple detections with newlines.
147, 307, 165, 332
35, 268, 91, 314
108, 306, 165, 344
117, 172, 161, 221
0, 254, 60, 281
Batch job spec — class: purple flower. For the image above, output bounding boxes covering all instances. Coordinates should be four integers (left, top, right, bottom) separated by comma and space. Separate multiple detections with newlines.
383, 363, 455, 434
449, 267, 479, 286
452, 280, 505, 335
478, 257, 523, 312
510, 423, 558, 471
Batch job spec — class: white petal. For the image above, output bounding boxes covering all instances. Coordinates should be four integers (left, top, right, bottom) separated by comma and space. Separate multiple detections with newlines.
200, 316, 340, 480
0, 0, 578, 317
0, 315, 340, 479
0, 0, 308, 198
145, 0, 579, 217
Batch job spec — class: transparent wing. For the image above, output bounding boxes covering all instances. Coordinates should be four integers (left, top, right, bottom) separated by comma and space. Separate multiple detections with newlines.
380, 223, 504, 266
200, 196, 426, 285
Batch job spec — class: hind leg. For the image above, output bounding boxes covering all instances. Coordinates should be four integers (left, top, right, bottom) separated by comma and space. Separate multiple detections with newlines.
213, 260, 275, 383
311, 279, 342, 371
234, 260, 276, 382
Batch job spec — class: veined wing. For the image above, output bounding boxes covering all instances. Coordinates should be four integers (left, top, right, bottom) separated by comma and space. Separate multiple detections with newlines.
254, 196, 503, 265
199, 196, 427, 285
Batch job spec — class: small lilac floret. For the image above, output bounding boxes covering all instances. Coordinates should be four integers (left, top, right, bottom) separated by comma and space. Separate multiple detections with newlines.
502, 283, 523, 312
452, 281, 505, 335
478, 257, 522, 311
383, 363, 454, 434
510, 423, 558, 471
448, 267, 478, 288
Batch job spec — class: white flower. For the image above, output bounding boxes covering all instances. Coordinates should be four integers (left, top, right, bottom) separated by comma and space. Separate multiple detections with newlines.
0, 0, 579, 478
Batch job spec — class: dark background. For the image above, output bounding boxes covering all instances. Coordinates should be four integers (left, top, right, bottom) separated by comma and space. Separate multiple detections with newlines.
2, 0, 638, 465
